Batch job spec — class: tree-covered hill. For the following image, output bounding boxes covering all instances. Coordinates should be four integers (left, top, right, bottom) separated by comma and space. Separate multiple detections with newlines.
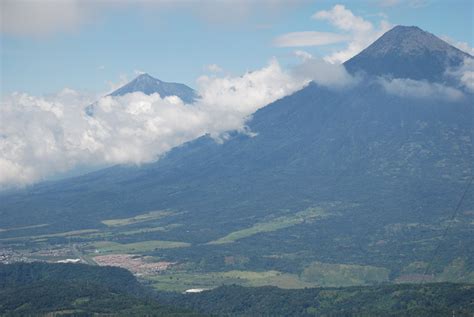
161, 283, 474, 317
0, 262, 202, 316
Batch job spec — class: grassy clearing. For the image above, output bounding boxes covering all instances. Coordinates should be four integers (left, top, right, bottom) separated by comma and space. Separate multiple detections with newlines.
0, 229, 100, 241
88, 240, 190, 254
148, 270, 315, 292
208, 207, 329, 245
0, 224, 49, 233
57, 224, 183, 242
101, 210, 173, 227
300, 262, 390, 287
120, 224, 182, 236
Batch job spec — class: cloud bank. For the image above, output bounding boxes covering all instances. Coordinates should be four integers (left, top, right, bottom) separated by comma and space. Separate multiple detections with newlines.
2, 54, 467, 187
378, 77, 465, 101
0, 59, 318, 187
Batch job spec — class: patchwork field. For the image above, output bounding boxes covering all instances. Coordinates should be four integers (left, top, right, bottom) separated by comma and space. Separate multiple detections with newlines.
1, 203, 472, 293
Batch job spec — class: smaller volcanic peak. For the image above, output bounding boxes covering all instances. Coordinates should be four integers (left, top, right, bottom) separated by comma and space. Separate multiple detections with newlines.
109, 73, 198, 103
344, 25, 472, 81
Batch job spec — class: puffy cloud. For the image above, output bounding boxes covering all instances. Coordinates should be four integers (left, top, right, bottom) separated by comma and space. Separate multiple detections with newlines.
273, 5, 391, 64
273, 31, 349, 47
313, 5, 373, 33
293, 50, 313, 61
446, 58, 474, 93
0, 59, 312, 187
205, 64, 223, 73
312, 5, 392, 63
292, 56, 357, 88
378, 77, 465, 101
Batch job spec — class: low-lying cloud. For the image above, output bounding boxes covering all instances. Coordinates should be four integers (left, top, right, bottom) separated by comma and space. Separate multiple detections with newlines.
292, 55, 358, 88
378, 77, 465, 101
446, 58, 474, 93
1, 59, 323, 187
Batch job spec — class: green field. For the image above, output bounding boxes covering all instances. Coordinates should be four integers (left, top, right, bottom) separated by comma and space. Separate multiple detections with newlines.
208, 207, 329, 245
101, 210, 173, 227
0, 229, 100, 242
0, 224, 49, 233
88, 240, 191, 254
300, 262, 390, 287
148, 270, 315, 292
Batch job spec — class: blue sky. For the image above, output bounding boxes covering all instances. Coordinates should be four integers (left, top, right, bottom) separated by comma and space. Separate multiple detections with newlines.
1, 0, 473, 96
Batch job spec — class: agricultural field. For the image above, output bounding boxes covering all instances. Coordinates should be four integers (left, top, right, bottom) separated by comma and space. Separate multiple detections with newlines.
300, 262, 390, 286
208, 207, 330, 245
87, 240, 191, 254
147, 270, 316, 292
101, 210, 173, 227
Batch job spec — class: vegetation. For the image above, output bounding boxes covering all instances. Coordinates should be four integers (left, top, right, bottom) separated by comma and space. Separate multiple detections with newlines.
301, 261, 390, 286
88, 240, 191, 254
0, 262, 201, 316
148, 270, 314, 292
160, 283, 474, 317
101, 210, 173, 227
1, 263, 473, 316
208, 207, 328, 245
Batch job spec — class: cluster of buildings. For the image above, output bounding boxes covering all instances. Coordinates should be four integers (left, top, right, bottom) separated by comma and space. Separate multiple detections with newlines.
93, 254, 174, 276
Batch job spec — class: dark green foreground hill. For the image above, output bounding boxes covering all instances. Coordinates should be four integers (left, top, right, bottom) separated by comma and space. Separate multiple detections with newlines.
1, 263, 473, 316
0, 262, 201, 316
162, 284, 474, 317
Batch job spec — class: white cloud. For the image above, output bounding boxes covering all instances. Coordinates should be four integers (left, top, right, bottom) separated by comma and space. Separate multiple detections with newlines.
294, 50, 313, 61
0, 0, 91, 37
377, 0, 428, 8
0, 0, 301, 37
446, 58, 474, 93
0, 59, 313, 187
205, 64, 223, 73
378, 0, 400, 7
312, 5, 392, 63
440, 36, 474, 56
312, 5, 373, 33
105, 74, 130, 94
273, 31, 349, 47
273, 5, 391, 64
378, 77, 465, 101
292, 57, 357, 88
